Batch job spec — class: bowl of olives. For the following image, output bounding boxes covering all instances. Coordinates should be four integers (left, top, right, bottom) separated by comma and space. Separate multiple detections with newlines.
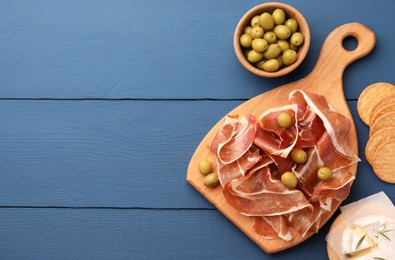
234, 2, 310, 77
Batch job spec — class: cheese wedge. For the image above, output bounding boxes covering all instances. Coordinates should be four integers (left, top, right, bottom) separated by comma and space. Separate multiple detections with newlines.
327, 192, 395, 260
348, 246, 379, 260
341, 225, 375, 255
354, 215, 395, 260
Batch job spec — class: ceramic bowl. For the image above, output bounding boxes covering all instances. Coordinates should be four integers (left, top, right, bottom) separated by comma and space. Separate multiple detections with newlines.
234, 2, 310, 78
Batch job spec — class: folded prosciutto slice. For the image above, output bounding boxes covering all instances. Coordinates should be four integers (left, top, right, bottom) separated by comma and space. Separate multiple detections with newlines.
223, 166, 312, 216
216, 145, 261, 187
293, 146, 324, 196
208, 90, 359, 241
289, 90, 359, 159
262, 215, 292, 241
311, 168, 356, 206
209, 115, 256, 165
316, 132, 360, 171
257, 104, 299, 158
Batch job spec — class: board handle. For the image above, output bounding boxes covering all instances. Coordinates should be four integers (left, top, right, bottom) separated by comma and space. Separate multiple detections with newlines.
309, 23, 375, 86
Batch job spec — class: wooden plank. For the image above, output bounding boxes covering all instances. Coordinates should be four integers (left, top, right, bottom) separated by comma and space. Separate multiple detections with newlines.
0, 207, 332, 259
0, 0, 393, 100
0, 99, 393, 209
0, 99, 239, 208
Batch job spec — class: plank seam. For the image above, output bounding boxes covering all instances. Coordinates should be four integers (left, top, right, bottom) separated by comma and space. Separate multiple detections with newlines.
0, 206, 216, 210
0, 98, 357, 101
0, 98, 247, 101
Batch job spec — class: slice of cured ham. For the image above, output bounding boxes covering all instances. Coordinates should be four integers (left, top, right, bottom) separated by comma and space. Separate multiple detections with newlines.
254, 127, 295, 177
253, 216, 279, 239
216, 145, 261, 187
288, 202, 324, 237
223, 167, 312, 217
311, 168, 356, 205
292, 146, 324, 196
262, 215, 293, 241
289, 90, 358, 158
257, 104, 299, 158
296, 113, 326, 148
317, 132, 360, 171
209, 115, 256, 164
208, 90, 359, 241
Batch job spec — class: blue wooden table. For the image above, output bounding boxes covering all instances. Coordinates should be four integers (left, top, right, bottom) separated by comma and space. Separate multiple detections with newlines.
1, 0, 394, 259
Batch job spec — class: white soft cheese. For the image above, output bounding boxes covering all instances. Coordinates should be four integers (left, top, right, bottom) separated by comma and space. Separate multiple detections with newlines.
327, 192, 395, 260
353, 215, 395, 260
341, 225, 375, 255
342, 215, 395, 259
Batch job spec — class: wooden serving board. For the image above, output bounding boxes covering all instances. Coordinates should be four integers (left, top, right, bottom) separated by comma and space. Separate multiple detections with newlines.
186, 23, 375, 253
327, 214, 345, 260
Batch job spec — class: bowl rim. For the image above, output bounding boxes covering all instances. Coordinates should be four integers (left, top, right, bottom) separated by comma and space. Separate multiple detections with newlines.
233, 2, 311, 78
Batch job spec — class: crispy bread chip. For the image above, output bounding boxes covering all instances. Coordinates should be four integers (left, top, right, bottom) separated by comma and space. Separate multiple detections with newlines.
370, 102, 395, 126
372, 139, 395, 183
370, 94, 395, 122
365, 127, 395, 165
357, 82, 395, 126
369, 112, 395, 137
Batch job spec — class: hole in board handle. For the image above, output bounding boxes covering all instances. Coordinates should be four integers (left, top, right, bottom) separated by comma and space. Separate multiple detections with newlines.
342, 36, 358, 51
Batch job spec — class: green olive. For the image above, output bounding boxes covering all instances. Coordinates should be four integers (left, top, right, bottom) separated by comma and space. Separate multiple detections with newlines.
289, 42, 299, 51
244, 48, 252, 58
282, 49, 298, 66
263, 32, 277, 44
277, 40, 290, 53
263, 43, 281, 59
247, 50, 264, 63
290, 32, 304, 46
262, 59, 280, 72
204, 172, 219, 187
281, 171, 298, 189
291, 149, 307, 164
285, 19, 298, 33
252, 38, 268, 52
276, 55, 283, 68
256, 60, 265, 70
251, 15, 260, 27
317, 167, 333, 181
274, 25, 291, 40
250, 26, 264, 39
277, 112, 293, 128
259, 12, 274, 30
272, 9, 286, 25
244, 26, 252, 34
198, 159, 212, 175
240, 33, 252, 48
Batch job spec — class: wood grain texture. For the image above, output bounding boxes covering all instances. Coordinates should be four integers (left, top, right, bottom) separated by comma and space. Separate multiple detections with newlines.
0, 0, 393, 99
0, 1, 394, 259
327, 214, 345, 260
1, 100, 391, 209
0, 100, 241, 208
0, 207, 333, 260
187, 23, 375, 253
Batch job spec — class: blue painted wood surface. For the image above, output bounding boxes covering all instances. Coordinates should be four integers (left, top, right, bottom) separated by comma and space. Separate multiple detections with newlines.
0, 0, 394, 259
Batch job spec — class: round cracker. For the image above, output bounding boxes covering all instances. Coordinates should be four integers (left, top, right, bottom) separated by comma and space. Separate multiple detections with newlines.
365, 127, 395, 165
372, 139, 395, 183
370, 102, 395, 126
369, 111, 395, 137
357, 82, 395, 126
369, 94, 395, 123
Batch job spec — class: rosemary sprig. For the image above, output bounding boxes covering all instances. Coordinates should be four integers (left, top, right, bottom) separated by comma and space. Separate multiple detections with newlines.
373, 257, 386, 260
356, 234, 366, 250
375, 225, 393, 241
